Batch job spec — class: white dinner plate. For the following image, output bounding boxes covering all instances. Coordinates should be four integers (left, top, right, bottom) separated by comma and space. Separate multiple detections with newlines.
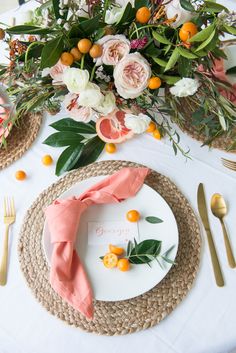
42, 176, 179, 301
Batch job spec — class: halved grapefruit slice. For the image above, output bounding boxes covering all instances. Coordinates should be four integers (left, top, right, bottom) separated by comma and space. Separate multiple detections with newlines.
96, 109, 134, 143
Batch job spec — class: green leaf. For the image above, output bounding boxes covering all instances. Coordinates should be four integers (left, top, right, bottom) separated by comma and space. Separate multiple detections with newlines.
50, 118, 96, 134
224, 25, 236, 35
128, 239, 162, 264
178, 56, 192, 77
80, 15, 102, 36
164, 48, 180, 72
204, 1, 227, 12
40, 35, 64, 69
180, 0, 195, 11
74, 136, 105, 168
159, 75, 180, 84
127, 240, 133, 257
135, 0, 149, 9
145, 216, 163, 224
189, 24, 215, 42
6, 25, 55, 35
195, 29, 216, 52
152, 31, 171, 45
43, 131, 84, 147
226, 66, 236, 75
18, 43, 44, 61
56, 144, 84, 176
177, 47, 198, 59
117, 3, 135, 26
152, 57, 167, 67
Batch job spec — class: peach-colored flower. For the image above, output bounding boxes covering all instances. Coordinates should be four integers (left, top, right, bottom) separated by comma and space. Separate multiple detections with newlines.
0, 96, 12, 143
114, 53, 151, 99
42, 60, 67, 84
63, 93, 97, 122
95, 35, 130, 66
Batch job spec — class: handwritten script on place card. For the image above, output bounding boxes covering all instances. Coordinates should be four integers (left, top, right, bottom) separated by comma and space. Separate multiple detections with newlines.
88, 221, 138, 245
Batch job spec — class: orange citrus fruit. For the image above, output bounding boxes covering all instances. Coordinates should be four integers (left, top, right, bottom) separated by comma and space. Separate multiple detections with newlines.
15, 170, 27, 181
89, 44, 103, 58
109, 244, 124, 256
70, 47, 82, 61
136, 7, 151, 24
153, 129, 161, 140
148, 77, 162, 90
103, 253, 118, 268
105, 143, 116, 154
77, 38, 93, 54
60, 52, 74, 66
0, 29, 5, 40
117, 258, 130, 272
42, 155, 53, 166
126, 210, 140, 222
179, 22, 198, 42
146, 121, 156, 133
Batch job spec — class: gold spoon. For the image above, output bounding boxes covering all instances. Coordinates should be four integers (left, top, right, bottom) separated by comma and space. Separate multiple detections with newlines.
210, 193, 236, 268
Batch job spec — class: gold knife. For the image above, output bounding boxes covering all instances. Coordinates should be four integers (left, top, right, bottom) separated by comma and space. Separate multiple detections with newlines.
197, 183, 224, 287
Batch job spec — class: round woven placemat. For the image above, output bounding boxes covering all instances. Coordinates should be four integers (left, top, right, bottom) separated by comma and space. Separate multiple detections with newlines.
0, 112, 43, 170
18, 160, 201, 335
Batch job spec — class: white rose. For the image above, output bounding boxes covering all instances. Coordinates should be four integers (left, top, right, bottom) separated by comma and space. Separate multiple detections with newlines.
105, 7, 124, 25
124, 113, 151, 134
77, 83, 104, 108
164, 0, 193, 27
96, 92, 116, 114
63, 68, 89, 93
114, 53, 151, 99
170, 78, 200, 97
95, 35, 130, 66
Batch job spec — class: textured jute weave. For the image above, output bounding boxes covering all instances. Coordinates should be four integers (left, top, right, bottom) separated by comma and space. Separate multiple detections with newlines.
0, 112, 42, 170
18, 160, 202, 335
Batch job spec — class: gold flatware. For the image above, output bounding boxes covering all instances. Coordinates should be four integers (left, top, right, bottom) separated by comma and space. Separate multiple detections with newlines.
221, 158, 236, 171
210, 194, 235, 268
0, 197, 16, 286
197, 183, 224, 287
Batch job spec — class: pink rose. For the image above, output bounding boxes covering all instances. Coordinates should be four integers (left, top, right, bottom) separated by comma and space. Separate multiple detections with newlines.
95, 35, 130, 66
42, 60, 67, 84
114, 53, 151, 99
0, 96, 12, 143
63, 93, 97, 122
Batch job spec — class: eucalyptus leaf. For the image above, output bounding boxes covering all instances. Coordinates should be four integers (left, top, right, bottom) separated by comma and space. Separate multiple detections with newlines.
43, 131, 84, 147
152, 31, 172, 45
189, 24, 215, 42
40, 35, 64, 69
145, 216, 163, 224
177, 47, 198, 59
50, 118, 96, 134
128, 239, 162, 264
195, 29, 216, 52
164, 48, 180, 72
180, 0, 195, 11
6, 25, 56, 35
56, 144, 84, 176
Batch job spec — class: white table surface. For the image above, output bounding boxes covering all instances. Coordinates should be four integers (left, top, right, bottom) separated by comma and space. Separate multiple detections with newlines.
0, 2, 236, 353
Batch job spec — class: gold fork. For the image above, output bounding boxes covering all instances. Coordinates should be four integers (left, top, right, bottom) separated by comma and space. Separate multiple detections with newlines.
221, 158, 236, 171
0, 197, 15, 286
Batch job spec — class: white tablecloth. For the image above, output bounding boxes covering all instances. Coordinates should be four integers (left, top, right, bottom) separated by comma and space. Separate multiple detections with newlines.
0, 2, 236, 353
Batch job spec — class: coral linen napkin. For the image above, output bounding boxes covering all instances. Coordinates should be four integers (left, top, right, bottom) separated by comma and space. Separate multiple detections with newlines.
45, 167, 149, 319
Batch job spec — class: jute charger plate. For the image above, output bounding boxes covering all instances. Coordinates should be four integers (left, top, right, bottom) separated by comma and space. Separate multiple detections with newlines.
18, 160, 201, 336
0, 112, 42, 170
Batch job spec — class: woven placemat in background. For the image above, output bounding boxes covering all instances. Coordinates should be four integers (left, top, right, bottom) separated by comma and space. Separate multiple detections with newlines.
0, 112, 43, 170
18, 160, 202, 336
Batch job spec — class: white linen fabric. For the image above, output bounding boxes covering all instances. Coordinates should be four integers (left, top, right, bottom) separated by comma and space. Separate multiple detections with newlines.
0, 1, 236, 353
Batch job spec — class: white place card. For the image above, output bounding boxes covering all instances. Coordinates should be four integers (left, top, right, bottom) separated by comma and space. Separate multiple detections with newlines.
87, 221, 139, 245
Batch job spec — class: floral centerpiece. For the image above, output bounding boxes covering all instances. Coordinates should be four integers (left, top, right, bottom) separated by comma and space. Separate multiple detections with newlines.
0, 0, 235, 174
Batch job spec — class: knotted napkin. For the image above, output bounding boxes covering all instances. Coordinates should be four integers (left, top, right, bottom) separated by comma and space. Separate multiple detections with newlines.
45, 167, 149, 319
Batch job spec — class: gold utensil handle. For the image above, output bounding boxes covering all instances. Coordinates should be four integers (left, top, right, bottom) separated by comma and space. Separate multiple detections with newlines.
220, 220, 236, 268
206, 229, 224, 287
0, 225, 9, 286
